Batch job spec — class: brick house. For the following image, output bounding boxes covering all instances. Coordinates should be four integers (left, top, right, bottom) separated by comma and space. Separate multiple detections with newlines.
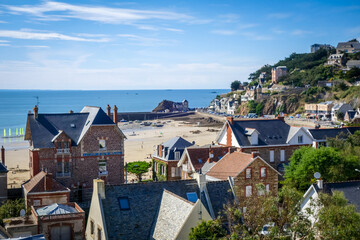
215, 117, 313, 173
271, 66, 287, 84
24, 105, 125, 190
177, 144, 233, 180
152, 137, 194, 181
22, 171, 70, 208
206, 152, 280, 205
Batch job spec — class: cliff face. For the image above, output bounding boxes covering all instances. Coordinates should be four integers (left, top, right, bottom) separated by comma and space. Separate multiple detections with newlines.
261, 94, 300, 115
152, 100, 175, 112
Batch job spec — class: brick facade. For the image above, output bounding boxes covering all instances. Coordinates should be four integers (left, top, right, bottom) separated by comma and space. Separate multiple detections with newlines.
234, 157, 278, 206
29, 125, 124, 189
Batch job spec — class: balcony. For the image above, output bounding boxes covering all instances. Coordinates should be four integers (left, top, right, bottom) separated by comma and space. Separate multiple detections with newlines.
56, 148, 70, 154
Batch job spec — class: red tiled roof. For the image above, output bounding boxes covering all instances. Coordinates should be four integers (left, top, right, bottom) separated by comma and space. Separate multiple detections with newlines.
187, 146, 229, 171
206, 152, 254, 180
23, 171, 69, 193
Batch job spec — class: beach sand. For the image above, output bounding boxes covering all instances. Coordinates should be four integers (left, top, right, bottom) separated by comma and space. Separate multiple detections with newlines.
3, 114, 223, 187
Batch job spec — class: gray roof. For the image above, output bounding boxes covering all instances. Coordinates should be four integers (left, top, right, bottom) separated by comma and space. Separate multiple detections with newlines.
229, 119, 291, 146
308, 127, 360, 141
206, 180, 234, 218
314, 181, 360, 212
102, 180, 200, 240
158, 137, 193, 161
0, 163, 8, 173
36, 203, 77, 216
337, 41, 360, 49
152, 190, 195, 240
26, 106, 114, 148
347, 60, 360, 68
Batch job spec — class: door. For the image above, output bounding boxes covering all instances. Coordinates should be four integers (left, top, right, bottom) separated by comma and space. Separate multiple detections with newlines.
50, 225, 71, 240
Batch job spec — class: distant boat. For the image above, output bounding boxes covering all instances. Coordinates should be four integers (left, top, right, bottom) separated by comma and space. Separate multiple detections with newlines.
143, 122, 152, 126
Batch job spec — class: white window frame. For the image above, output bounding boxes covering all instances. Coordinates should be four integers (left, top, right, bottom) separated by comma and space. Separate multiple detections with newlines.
246, 185, 252, 197
99, 160, 107, 175
266, 184, 270, 193
174, 151, 181, 160
261, 167, 266, 178
99, 139, 106, 151
246, 168, 251, 179
298, 135, 303, 144
270, 150, 274, 162
280, 150, 285, 162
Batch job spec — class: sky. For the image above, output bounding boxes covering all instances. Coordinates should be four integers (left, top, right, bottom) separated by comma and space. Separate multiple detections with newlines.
0, 0, 359, 90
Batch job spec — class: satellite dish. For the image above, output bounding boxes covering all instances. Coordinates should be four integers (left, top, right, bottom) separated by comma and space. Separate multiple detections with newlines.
314, 172, 321, 179
20, 209, 26, 217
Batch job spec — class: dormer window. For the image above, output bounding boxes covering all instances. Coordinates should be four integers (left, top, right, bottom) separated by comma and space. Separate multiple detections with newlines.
298, 135, 303, 144
246, 168, 251, 179
174, 151, 181, 160
99, 140, 106, 151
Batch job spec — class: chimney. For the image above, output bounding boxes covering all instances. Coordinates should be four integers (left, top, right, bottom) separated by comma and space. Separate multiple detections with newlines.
208, 148, 214, 163
106, 104, 111, 117
94, 179, 106, 199
113, 105, 118, 124
33, 105, 38, 119
228, 147, 232, 154
1, 146, 4, 165
69, 110, 74, 114
317, 179, 323, 189
251, 151, 259, 159
276, 115, 285, 122
227, 116, 234, 125
44, 173, 53, 191
158, 145, 163, 158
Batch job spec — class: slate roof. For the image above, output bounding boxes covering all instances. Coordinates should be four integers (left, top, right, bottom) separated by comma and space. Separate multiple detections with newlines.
36, 203, 77, 216
152, 190, 195, 240
23, 171, 69, 193
308, 127, 360, 141
25, 106, 115, 149
185, 145, 229, 172
337, 41, 360, 50
101, 180, 200, 240
206, 152, 254, 180
206, 180, 234, 217
346, 110, 356, 120
314, 181, 360, 212
156, 137, 194, 161
228, 119, 291, 146
0, 163, 8, 173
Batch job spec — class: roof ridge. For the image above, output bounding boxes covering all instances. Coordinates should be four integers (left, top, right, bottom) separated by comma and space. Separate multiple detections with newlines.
324, 180, 360, 184
163, 189, 195, 205
106, 179, 197, 187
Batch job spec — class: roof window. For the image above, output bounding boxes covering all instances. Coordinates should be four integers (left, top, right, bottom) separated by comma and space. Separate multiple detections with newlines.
118, 197, 130, 210
70, 124, 76, 128
186, 192, 198, 203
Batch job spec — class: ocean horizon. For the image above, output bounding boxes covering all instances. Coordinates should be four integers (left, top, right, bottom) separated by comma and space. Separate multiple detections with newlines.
0, 89, 227, 133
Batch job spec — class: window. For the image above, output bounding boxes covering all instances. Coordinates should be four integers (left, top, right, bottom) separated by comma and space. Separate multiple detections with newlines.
118, 197, 130, 210
246, 168, 251, 179
246, 185, 252, 197
260, 167, 266, 178
90, 220, 94, 235
97, 227, 102, 240
280, 150, 285, 162
99, 140, 106, 151
174, 151, 181, 160
266, 184, 270, 193
258, 187, 265, 196
171, 167, 176, 177
33, 199, 41, 206
57, 161, 70, 177
160, 165, 165, 175
298, 135, 303, 144
270, 150, 274, 162
64, 142, 69, 149
56, 142, 62, 149
186, 192, 198, 203
99, 160, 107, 175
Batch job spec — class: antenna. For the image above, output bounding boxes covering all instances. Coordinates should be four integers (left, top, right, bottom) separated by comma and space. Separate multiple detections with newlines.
314, 172, 321, 179
34, 96, 40, 106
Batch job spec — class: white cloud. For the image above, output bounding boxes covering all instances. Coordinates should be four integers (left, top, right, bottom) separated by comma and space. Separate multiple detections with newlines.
5, 1, 193, 24
117, 34, 176, 46
268, 13, 291, 19
211, 30, 236, 36
0, 40, 9, 43
0, 29, 110, 42
219, 14, 241, 23
291, 29, 311, 36
0, 43, 10, 46
0, 20, 7, 23
24, 45, 50, 48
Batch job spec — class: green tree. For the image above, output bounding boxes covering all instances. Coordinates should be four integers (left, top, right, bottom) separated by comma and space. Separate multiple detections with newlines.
126, 161, 151, 182
0, 199, 26, 224
230, 80, 241, 91
189, 219, 226, 240
315, 191, 360, 240
336, 111, 344, 121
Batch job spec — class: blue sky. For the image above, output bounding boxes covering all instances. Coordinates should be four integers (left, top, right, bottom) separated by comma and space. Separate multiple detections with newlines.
0, 0, 359, 90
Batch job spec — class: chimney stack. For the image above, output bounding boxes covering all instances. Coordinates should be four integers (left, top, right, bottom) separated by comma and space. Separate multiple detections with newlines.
1, 146, 5, 165
33, 105, 38, 119
317, 179, 323, 189
69, 110, 74, 114
251, 151, 259, 159
276, 115, 285, 122
44, 173, 53, 191
227, 116, 234, 125
113, 105, 118, 124
106, 104, 111, 118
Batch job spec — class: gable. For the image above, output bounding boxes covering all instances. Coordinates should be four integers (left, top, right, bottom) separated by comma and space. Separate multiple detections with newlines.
287, 127, 313, 145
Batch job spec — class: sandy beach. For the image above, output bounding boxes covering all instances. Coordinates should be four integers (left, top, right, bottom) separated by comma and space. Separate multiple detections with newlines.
3, 113, 223, 187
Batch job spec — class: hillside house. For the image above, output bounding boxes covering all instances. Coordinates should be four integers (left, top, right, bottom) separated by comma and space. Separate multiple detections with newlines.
305, 101, 334, 119
336, 40, 360, 54
308, 127, 360, 148
346, 60, 360, 69
24, 105, 125, 191
271, 66, 287, 84
153, 137, 194, 181
311, 43, 334, 53
215, 117, 313, 172
331, 103, 353, 121
326, 54, 345, 67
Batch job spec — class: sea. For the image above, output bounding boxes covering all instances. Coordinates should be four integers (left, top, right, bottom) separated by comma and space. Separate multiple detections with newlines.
0, 89, 227, 145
